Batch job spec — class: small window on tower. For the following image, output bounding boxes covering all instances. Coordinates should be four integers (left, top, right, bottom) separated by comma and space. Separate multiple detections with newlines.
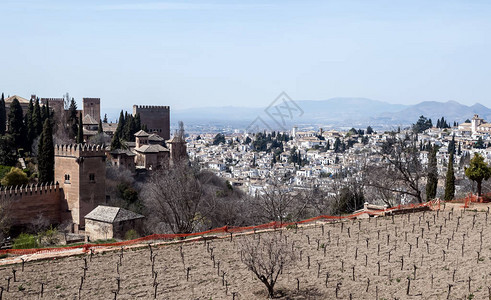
89, 173, 95, 182
64, 174, 70, 183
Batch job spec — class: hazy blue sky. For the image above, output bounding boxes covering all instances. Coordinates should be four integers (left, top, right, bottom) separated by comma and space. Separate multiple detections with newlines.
1, 0, 490, 113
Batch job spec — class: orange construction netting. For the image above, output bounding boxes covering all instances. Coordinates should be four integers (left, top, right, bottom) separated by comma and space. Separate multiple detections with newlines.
0, 198, 463, 257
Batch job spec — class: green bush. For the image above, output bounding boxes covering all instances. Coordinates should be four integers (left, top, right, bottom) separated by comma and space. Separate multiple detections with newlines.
1, 167, 28, 187
13, 233, 38, 249
125, 229, 139, 240
38, 226, 60, 246
0, 165, 11, 180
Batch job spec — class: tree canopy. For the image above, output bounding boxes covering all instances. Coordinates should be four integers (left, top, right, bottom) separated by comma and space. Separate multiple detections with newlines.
0, 93, 6, 135
413, 115, 433, 133
444, 152, 455, 200
1, 167, 28, 187
38, 119, 54, 183
465, 153, 491, 196
7, 98, 26, 148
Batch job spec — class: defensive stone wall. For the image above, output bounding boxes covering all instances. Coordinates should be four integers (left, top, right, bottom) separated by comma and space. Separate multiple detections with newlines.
1, 183, 62, 226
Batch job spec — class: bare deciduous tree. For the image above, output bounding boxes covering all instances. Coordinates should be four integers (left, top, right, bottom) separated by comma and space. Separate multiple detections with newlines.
239, 233, 297, 298
0, 197, 11, 242
143, 161, 205, 234
364, 134, 425, 203
253, 178, 310, 224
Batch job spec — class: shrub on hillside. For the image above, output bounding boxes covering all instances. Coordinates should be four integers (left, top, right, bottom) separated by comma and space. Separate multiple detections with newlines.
13, 233, 38, 249
0, 167, 28, 187
125, 229, 139, 240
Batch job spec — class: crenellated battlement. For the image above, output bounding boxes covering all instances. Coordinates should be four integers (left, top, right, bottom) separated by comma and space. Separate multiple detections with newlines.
133, 105, 170, 110
40, 98, 64, 102
83, 97, 100, 101
55, 144, 106, 157
0, 182, 60, 199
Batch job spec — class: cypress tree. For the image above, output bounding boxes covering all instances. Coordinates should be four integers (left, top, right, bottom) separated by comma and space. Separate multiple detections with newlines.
128, 116, 137, 141
134, 113, 141, 132
68, 98, 78, 139
98, 119, 103, 134
33, 98, 42, 137
26, 99, 35, 150
77, 112, 84, 144
122, 114, 132, 141
7, 98, 26, 148
38, 118, 54, 183
41, 100, 49, 124
0, 93, 6, 135
448, 135, 456, 155
425, 144, 438, 200
444, 152, 455, 201
103, 114, 108, 123
110, 110, 125, 149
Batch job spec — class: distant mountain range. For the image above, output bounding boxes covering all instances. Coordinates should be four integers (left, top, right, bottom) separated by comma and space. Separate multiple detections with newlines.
172, 98, 491, 130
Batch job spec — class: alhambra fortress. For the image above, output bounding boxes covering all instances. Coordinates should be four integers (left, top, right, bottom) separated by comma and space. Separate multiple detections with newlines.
1, 95, 185, 238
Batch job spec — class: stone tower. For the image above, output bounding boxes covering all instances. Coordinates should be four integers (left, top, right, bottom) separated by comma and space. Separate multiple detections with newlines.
133, 105, 170, 140
54, 144, 106, 231
167, 135, 187, 165
83, 98, 101, 123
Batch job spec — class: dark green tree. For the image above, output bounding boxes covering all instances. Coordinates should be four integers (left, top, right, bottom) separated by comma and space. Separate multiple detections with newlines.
413, 115, 432, 133
77, 112, 83, 143
38, 119, 54, 183
366, 126, 374, 135
448, 135, 456, 155
212, 133, 226, 145
41, 100, 49, 124
444, 152, 455, 201
0, 134, 17, 165
475, 137, 485, 149
111, 110, 125, 150
33, 98, 42, 137
98, 119, 103, 134
7, 98, 26, 148
0, 93, 6, 135
68, 98, 78, 139
25, 99, 35, 150
333, 137, 342, 153
122, 114, 136, 141
465, 153, 491, 196
103, 113, 108, 123
134, 113, 141, 131
426, 144, 438, 200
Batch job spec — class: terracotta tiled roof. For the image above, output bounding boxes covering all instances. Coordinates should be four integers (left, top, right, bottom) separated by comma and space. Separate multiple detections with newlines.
82, 114, 98, 125
134, 144, 169, 153
134, 130, 149, 137
5, 95, 30, 104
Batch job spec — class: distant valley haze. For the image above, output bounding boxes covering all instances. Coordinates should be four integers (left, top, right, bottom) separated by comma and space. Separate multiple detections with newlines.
166, 98, 491, 130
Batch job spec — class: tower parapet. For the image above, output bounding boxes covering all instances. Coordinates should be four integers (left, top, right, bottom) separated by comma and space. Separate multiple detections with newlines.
0, 182, 60, 199
133, 105, 170, 140
55, 144, 106, 158
133, 105, 170, 110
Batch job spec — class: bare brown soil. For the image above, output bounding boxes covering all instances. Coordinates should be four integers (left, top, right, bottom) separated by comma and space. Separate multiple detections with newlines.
1, 206, 491, 299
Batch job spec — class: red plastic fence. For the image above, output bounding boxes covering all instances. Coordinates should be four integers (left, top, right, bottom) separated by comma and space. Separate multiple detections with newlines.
0, 198, 459, 257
